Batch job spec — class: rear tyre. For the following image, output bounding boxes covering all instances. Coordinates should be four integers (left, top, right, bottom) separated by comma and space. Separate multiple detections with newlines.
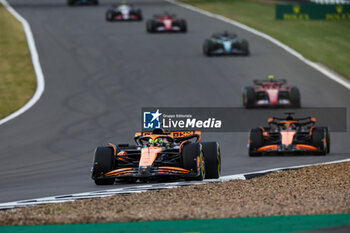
290, 86, 301, 108
93, 0, 99, 5
249, 128, 263, 156
92, 146, 115, 185
311, 127, 328, 155
202, 142, 221, 179
182, 143, 205, 181
241, 39, 249, 56
242, 86, 255, 108
203, 39, 213, 56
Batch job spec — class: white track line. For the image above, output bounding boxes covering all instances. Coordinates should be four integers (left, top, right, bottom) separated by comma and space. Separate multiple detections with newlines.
0, 0, 45, 126
1, 158, 349, 210
220, 158, 350, 181
165, 0, 350, 90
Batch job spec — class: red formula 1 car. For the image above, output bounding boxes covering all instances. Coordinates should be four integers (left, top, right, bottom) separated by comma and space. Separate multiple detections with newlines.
242, 76, 301, 108
91, 129, 221, 185
248, 113, 330, 156
146, 13, 187, 33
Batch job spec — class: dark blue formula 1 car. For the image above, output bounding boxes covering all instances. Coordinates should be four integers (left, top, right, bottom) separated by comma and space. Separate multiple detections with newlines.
67, 0, 98, 6
203, 31, 249, 56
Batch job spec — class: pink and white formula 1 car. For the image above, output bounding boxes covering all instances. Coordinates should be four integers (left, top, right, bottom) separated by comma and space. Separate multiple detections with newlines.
105, 4, 142, 21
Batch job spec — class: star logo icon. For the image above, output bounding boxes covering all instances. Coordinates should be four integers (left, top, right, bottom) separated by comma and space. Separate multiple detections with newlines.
150, 109, 162, 122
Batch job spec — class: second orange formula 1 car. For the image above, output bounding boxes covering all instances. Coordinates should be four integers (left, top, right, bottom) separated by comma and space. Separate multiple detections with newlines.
248, 113, 330, 156
91, 129, 221, 185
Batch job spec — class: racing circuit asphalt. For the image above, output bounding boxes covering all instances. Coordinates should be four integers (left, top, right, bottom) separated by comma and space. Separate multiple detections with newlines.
0, 0, 349, 203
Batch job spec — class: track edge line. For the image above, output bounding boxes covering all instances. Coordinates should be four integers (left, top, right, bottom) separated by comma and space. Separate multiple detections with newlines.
0, 0, 45, 126
1, 158, 349, 210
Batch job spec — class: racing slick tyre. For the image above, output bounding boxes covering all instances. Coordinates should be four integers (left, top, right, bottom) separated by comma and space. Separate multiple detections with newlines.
182, 143, 205, 181
203, 39, 213, 56
242, 86, 255, 108
106, 10, 115, 21
319, 127, 330, 154
136, 9, 143, 21
290, 86, 301, 108
311, 127, 328, 155
67, 0, 75, 5
241, 39, 249, 56
146, 20, 156, 33
93, 0, 99, 5
202, 142, 221, 179
180, 19, 187, 33
249, 128, 263, 157
92, 146, 115, 185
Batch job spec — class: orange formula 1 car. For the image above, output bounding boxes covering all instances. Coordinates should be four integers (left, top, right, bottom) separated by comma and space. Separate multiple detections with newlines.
91, 129, 221, 185
248, 113, 330, 156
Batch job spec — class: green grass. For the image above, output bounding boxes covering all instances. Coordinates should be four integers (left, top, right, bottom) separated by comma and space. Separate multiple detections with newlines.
0, 5, 36, 120
180, 0, 350, 79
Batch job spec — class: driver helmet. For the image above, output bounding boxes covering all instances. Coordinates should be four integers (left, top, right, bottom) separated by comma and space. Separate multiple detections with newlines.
284, 123, 293, 130
268, 75, 275, 81
154, 138, 162, 147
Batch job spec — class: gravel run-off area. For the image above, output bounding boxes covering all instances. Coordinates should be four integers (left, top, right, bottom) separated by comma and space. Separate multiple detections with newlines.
1, 161, 349, 226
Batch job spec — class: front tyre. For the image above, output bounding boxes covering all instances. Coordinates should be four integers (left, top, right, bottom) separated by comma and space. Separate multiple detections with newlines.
146, 20, 155, 33
136, 9, 143, 21
182, 143, 205, 181
249, 128, 263, 156
290, 86, 301, 108
241, 39, 249, 56
92, 146, 115, 185
180, 19, 187, 33
311, 127, 329, 155
203, 39, 213, 56
242, 86, 255, 108
67, 0, 75, 6
106, 10, 114, 21
202, 142, 221, 179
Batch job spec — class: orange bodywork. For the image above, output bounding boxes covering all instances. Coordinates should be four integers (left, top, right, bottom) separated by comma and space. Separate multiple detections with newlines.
280, 130, 296, 145
257, 145, 278, 152
104, 168, 133, 177
158, 167, 190, 174
295, 144, 318, 151
139, 147, 162, 167
108, 143, 117, 155
280, 120, 298, 125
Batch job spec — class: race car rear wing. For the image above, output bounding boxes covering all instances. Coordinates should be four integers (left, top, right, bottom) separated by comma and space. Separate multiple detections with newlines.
134, 130, 201, 139
253, 79, 287, 85
267, 116, 316, 126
